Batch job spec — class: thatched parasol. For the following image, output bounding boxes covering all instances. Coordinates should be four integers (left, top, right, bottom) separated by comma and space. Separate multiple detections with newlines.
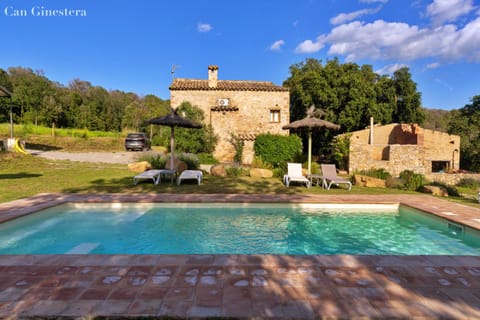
148, 109, 202, 170
283, 106, 340, 174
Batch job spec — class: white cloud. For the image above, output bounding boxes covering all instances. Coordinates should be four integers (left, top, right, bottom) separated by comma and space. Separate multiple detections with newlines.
426, 0, 475, 25
295, 38, 326, 54
330, 6, 382, 25
376, 63, 407, 75
270, 40, 285, 51
197, 23, 213, 32
297, 17, 480, 63
426, 62, 441, 69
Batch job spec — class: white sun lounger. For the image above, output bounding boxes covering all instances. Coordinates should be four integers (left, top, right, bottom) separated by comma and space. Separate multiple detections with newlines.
177, 170, 203, 185
283, 163, 311, 188
133, 169, 163, 185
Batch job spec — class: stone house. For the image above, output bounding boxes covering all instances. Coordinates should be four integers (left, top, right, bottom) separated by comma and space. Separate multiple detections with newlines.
344, 122, 460, 177
169, 65, 290, 163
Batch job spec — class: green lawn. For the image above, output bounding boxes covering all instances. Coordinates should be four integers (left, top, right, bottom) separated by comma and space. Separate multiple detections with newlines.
2, 153, 479, 207
0, 153, 433, 204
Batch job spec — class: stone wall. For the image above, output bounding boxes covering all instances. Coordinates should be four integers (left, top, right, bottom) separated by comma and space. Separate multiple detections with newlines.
349, 144, 424, 177
347, 123, 460, 177
171, 90, 290, 163
425, 173, 480, 186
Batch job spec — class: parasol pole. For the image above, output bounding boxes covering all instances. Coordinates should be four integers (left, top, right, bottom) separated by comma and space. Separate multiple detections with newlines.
170, 126, 175, 170
307, 129, 312, 174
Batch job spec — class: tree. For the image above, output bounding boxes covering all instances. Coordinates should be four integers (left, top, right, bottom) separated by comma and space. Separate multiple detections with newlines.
392, 67, 424, 124
448, 95, 480, 171
283, 58, 424, 162
0, 69, 13, 123
171, 102, 217, 154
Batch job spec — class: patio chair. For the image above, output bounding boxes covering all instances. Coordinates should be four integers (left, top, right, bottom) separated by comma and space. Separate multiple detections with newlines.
284, 163, 311, 188
177, 170, 203, 185
321, 164, 352, 191
133, 169, 163, 185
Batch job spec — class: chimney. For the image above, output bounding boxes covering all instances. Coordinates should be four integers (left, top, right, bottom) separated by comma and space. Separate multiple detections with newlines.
208, 65, 218, 88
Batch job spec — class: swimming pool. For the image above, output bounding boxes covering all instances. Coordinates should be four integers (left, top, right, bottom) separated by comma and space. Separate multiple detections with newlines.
0, 203, 479, 255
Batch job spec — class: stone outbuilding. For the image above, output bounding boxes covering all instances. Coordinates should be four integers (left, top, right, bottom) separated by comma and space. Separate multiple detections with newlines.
169, 65, 290, 164
343, 122, 460, 177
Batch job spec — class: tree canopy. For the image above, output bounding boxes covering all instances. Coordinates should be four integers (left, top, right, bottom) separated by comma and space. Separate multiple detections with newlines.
283, 58, 424, 131
283, 58, 424, 160
0, 67, 170, 132
448, 95, 480, 171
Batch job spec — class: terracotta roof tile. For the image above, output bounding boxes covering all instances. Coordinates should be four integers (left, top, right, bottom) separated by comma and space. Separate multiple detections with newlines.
170, 79, 288, 92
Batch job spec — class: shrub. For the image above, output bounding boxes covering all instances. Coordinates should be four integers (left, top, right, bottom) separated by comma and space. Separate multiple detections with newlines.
456, 178, 480, 190
177, 153, 200, 170
399, 170, 425, 191
139, 154, 166, 169
230, 134, 244, 163
429, 182, 460, 197
358, 168, 391, 180
304, 161, 320, 174
197, 153, 218, 164
251, 156, 273, 170
254, 134, 302, 168
385, 177, 405, 189
225, 165, 249, 177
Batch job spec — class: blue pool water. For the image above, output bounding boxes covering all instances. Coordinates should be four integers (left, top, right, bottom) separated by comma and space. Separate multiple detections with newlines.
0, 203, 479, 255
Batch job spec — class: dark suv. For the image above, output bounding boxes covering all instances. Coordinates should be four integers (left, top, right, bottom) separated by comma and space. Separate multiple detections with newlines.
125, 133, 151, 151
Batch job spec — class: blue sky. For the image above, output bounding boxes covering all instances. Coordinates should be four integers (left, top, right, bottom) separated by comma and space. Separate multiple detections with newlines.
1, 0, 479, 110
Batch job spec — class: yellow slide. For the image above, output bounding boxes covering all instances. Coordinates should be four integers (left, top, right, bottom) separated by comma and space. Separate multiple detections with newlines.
14, 139, 29, 155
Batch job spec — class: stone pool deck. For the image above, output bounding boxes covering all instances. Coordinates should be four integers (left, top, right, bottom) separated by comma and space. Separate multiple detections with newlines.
0, 193, 479, 319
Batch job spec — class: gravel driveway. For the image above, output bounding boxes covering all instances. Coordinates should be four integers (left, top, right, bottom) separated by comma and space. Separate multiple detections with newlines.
28, 149, 149, 164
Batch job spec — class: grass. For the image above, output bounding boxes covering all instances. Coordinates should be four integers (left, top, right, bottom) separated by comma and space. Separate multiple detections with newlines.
0, 153, 428, 204
0, 123, 122, 138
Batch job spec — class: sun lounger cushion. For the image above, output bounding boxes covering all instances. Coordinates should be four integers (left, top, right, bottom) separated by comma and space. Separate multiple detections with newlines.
133, 169, 163, 185
177, 170, 203, 185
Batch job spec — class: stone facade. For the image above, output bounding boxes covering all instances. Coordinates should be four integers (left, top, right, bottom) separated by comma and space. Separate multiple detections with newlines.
345, 123, 460, 177
170, 66, 290, 163
425, 173, 480, 186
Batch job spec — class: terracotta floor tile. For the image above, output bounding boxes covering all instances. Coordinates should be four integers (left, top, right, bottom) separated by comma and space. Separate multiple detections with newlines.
138, 286, 168, 300
222, 299, 251, 317
158, 299, 192, 318
282, 299, 315, 319
21, 300, 68, 316
108, 286, 139, 300
164, 286, 195, 301
223, 286, 251, 302
251, 299, 284, 318
61, 299, 102, 317
127, 299, 162, 315
79, 287, 112, 300
50, 287, 84, 300
126, 265, 153, 276
189, 305, 222, 317
195, 286, 223, 307
93, 300, 132, 316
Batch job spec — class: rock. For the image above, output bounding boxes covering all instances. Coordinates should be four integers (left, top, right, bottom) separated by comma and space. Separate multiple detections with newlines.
211, 164, 227, 177
354, 175, 386, 188
200, 164, 213, 174
128, 161, 151, 173
250, 168, 273, 178
165, 157, 187, 173
421, 185, 449, 197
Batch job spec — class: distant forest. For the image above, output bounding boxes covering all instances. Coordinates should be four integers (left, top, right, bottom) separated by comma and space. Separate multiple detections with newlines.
0, 67, 171, 132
